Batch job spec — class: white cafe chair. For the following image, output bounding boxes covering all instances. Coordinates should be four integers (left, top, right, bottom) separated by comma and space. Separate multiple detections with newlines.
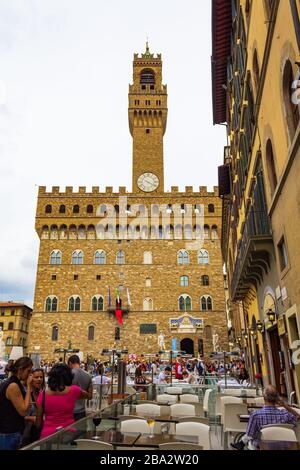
157, 394, 177, 404
180, 394, 198, 404
136, 404, 161, 416
120, 419, 150, 434
222, 403, 248, 449
261, 425, 297, 442
170, 404, 196, 417
175, 422, 211, 450
203, 389, 213, 417
166, 387, 183, 395
75, 439, 113, 450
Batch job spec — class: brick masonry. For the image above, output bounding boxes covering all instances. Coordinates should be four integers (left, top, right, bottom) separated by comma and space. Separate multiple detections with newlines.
28, 47, 228, 361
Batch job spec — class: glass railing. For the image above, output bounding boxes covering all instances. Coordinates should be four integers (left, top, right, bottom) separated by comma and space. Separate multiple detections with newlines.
20, 392, 138, 451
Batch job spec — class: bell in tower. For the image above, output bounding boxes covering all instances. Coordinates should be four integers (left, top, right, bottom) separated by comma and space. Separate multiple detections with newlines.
128, 43, 168, 194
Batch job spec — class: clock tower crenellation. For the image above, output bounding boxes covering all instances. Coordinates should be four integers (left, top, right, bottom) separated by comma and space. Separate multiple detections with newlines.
129, 43, 168, 193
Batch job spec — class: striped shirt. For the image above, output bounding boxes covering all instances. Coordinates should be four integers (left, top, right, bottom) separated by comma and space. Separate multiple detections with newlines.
247, 406, 297, 446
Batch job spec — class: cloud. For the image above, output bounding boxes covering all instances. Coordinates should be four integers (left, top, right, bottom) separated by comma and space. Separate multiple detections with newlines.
0, 0, 226, 309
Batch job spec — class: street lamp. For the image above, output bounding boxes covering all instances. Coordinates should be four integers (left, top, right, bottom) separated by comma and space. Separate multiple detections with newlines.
266, 309, 276, 324
256, 320, 264, 333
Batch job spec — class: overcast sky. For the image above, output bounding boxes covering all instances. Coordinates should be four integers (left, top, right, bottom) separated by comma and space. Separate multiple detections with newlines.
0, 0, 226, 307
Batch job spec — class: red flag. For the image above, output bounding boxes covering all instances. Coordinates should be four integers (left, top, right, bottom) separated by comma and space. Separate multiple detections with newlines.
116, 309, 123, 325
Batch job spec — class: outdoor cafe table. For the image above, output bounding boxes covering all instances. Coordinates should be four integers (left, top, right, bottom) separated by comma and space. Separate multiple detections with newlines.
130, 413, 180, 423
134, 433, 199, 448
239, 414, 250, 423
83, 431, 141, 448
260, 440, 300, 451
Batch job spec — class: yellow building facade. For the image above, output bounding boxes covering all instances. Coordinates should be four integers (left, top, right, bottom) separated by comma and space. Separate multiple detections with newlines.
212, 0, 300, 401
0, 302, 32, 357
28, 46, 228, 361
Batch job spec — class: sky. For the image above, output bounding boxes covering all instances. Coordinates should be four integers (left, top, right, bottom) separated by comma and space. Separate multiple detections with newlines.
0, 0, 226, 307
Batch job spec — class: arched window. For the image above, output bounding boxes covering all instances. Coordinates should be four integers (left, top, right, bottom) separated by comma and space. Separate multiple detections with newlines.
201, 296, 213, 311
143, 298, 153, 311
51, 326, 58, 341
94, 250, 106, 265
140, 68, 155, 85
184, 225, 192, 239
50, 250, 62, 265
198, 250, 209, 265
72, 250, 84, 265
179, 295, 192, 312
149, 226, 157, 239
180, 276, 189, 287
202, 275, 210, 286
99, 204, 107, 215
139, 225, 147, 239
45, 296, 58, 312
88, 325, 95, 341
116, 250, 125, 265
283, 60, 299, 141
204, 225, 210, 239
69, 296, 81, 311
159, 226, 164, 239
45, 205, 52, 214
41, 225, 49, 239
208, 204, 215, 213
69, 225, 77, 239
87, 205, 93, 214
152, 205, 159, 216
143, 251, 153, 264
211, 225, 218, 240
166, 225, 174, 239
8, 322, 14, 330
175, 225, 183, 239
91, 296, 104, 311
266, 139, 278, 197
78, 225, 86, 239
6, 337, 13, 346
106, 224, 115, 239
114, 205, 119, 214
59, 205, 66, 214
253, 49, 260, 93
146, 277, 152, 287
73, 205, 80, 214
178, 250, 190, 265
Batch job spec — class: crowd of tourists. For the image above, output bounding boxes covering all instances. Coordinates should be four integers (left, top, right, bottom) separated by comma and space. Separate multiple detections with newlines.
0, 353, 252, 450
0, 355, 93, 450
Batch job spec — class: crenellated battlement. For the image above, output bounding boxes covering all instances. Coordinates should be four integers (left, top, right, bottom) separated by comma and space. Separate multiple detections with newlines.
38, 185, 219, 198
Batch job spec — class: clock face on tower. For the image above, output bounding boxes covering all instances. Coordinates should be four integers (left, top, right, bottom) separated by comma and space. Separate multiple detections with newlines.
137, 173, 159, 192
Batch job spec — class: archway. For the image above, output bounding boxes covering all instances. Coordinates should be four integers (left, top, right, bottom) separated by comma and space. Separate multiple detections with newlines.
180, 338, 194, 356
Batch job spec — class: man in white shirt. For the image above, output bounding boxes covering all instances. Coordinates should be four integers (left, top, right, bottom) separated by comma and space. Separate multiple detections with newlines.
158, 366, 171, 384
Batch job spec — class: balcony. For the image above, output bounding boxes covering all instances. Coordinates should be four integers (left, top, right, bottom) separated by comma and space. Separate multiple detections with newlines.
231, 210, 273, 301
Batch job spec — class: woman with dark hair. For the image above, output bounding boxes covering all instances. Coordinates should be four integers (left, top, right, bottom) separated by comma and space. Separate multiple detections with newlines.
35, 363, 89, 438
0, 356, 33, 450
22, 368, 46, 445
134, 365, 151, 392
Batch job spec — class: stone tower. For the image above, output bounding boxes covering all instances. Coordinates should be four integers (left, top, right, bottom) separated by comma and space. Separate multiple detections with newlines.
129, 43, 167, 193
27, 45, 228, 361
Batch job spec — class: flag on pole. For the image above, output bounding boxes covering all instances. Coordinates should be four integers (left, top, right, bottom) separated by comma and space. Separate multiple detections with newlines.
116, 309, 123, 325
108, 287, 112, 308
127, 288, 132, 306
